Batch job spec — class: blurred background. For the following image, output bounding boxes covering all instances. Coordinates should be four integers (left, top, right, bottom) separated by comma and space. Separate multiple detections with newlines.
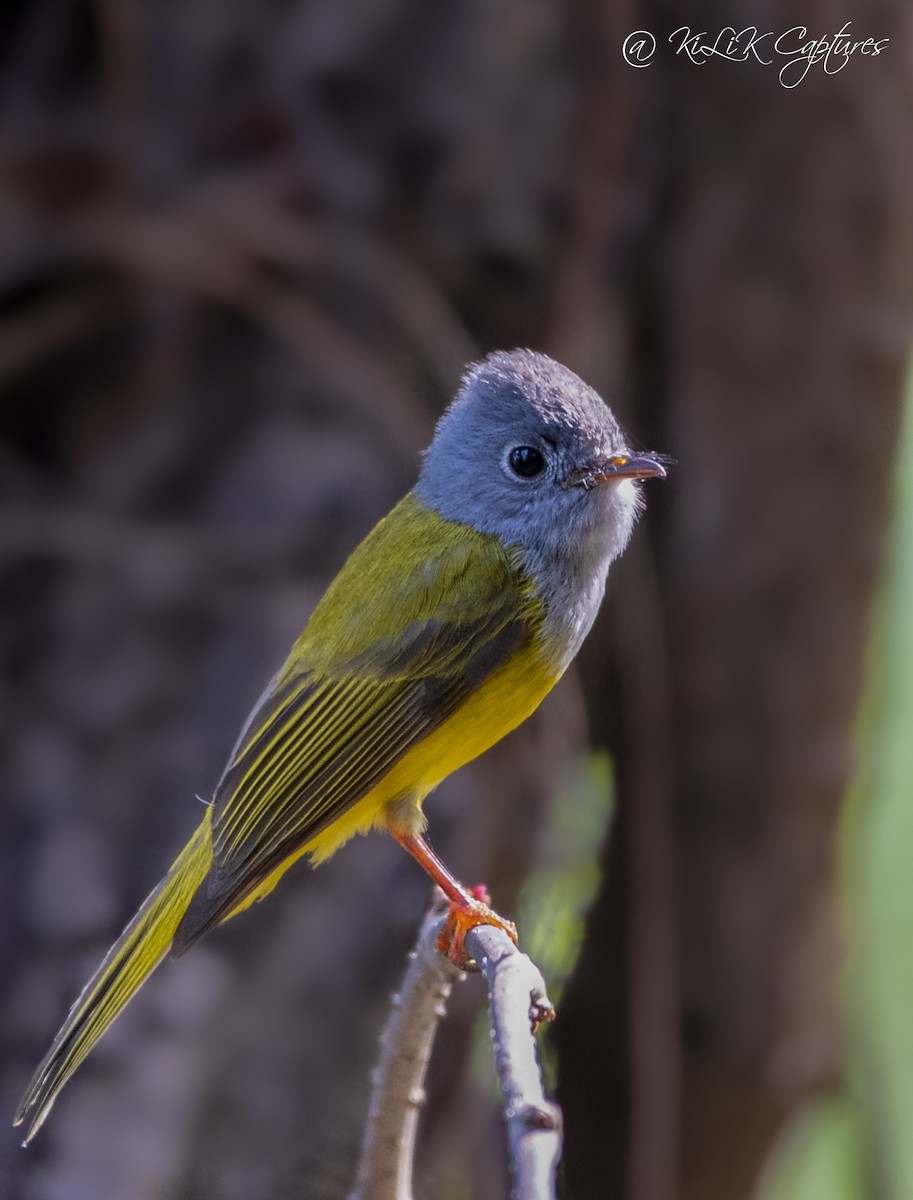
1, 2, 913, 1198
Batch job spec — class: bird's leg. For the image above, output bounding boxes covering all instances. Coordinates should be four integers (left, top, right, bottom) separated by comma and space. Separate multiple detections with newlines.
391, 830, 518, 968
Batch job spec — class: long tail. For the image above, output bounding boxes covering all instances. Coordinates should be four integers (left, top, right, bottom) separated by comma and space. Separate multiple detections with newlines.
14, 812, 213, 1143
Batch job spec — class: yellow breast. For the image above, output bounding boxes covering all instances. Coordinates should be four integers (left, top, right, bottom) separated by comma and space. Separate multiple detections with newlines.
304, 637, 559, 861
229, 637, 560, 919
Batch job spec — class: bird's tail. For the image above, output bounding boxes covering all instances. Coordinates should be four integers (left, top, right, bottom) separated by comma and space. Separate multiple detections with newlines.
14, 811, 214, 1143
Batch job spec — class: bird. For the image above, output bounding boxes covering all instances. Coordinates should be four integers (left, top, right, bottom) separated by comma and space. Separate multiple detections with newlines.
14, 347, 666, 1141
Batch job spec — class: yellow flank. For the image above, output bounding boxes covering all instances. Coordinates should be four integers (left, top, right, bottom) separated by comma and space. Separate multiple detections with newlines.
227, 637, 559, 913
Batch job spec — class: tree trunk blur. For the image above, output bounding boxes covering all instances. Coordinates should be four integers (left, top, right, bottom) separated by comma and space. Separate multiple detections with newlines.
1, 3, 913, 1200
553, 4, 913, 1200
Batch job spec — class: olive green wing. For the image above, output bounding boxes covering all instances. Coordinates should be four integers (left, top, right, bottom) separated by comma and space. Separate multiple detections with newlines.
172, 495, 539, 952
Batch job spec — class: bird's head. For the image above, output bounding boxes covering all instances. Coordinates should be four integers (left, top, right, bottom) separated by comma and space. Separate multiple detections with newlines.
416, 348, 666, 578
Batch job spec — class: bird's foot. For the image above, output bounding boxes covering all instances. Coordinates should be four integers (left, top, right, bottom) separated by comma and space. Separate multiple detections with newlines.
436, 883, 518, 969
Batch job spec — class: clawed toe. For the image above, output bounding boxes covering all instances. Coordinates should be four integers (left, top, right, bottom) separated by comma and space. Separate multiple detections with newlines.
436, 891, 518, 968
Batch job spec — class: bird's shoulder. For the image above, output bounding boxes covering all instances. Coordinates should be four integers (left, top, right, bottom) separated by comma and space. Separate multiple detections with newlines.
295, 491, 542, 678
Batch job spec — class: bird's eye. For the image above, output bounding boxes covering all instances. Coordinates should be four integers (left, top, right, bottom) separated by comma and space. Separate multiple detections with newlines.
508, 446, 545, 478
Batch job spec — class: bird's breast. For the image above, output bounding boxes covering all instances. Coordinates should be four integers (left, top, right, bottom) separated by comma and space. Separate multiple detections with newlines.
303, 632, 560, 858
382, 631, 560, 803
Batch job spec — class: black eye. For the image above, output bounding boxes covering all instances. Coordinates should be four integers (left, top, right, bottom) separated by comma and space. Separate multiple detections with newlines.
508, 446, 545, 478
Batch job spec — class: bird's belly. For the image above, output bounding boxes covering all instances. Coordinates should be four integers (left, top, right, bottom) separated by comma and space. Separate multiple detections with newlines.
226, 641, 560, 914
304, 639, 560, 862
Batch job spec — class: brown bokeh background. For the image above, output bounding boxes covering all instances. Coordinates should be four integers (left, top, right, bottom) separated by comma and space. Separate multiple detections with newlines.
2, 3, 913, 1199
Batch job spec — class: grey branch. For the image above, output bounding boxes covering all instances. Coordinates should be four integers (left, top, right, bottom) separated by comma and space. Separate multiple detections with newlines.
349, 896, 562, 1200
349, 897, 464, 1200
464, 924, 562, 1200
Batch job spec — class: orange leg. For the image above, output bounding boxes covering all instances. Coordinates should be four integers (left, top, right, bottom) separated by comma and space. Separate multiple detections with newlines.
391, 830, 518, 967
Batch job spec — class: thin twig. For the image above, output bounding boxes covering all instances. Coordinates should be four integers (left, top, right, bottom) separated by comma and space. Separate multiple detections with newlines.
189, 180, 477, 389
0, 287, 118, 386
81, 210, 436, 461
350, 898, 562, 1200
0, 507, 314, 573
465, 925, 562, 1200
349, 897, 463, 1200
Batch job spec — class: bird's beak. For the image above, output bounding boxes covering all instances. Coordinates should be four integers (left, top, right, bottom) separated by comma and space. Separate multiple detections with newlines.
562, 452, 668, 490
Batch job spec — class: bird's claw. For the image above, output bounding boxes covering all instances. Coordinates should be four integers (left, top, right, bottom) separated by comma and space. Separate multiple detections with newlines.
436, 887, 518, 969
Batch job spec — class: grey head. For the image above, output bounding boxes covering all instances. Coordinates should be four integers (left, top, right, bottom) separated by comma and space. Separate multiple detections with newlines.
415, 348, 665, 665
